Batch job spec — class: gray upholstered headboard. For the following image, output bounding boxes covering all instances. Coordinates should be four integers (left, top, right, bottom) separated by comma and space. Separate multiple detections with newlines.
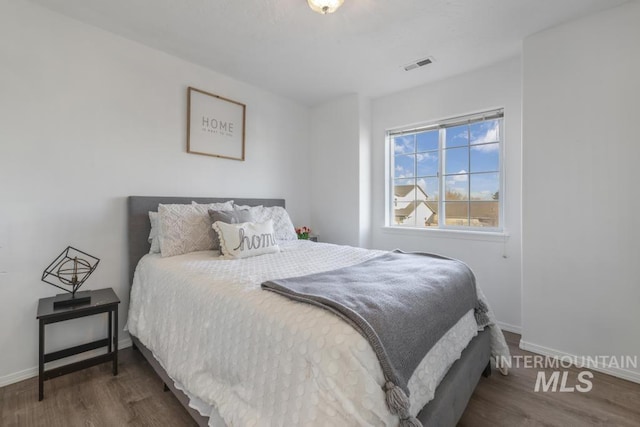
127, 196, 285, 286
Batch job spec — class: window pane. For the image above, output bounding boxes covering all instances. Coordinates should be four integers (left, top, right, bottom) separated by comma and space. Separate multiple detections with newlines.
416, 130, 438, 152
416, 151, 438, 177
445, 173, 469, 201
413, 201, 436, 228
393, 135, 415, 154
393, 180, 416, 204
470, 143, 499, 173
444, 125, 468, 148
470, 201, 499, 228
393, 201, 415, 227
394, 154, 415, 178
424, 203, 438, 227
444, 147, 468, 176
470, 173, 499, 201
394, 178, 414, 187
418, 177, 439, 202
470, 120, 499, 145
418, 178, 439, 227
393, 179, 416, 227
443, 202, 469, 226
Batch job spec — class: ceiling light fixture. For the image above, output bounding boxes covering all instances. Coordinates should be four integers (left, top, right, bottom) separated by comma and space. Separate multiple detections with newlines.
307, 0, 344, 14
403, 56, 435, 71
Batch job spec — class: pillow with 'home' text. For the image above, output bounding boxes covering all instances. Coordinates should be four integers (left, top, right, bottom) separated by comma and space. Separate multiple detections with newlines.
208, 208, 254, 251
212, 220, 280, 259
233, 204, 297, 242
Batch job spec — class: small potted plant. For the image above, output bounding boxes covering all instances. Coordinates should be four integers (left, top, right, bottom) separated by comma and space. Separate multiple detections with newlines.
295, 226, 311, 240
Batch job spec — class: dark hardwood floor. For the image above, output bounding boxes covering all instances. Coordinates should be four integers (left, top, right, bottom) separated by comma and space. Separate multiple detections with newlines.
0, 348, 196, 427
460, 332, 640, 427
2, 332, 639, 426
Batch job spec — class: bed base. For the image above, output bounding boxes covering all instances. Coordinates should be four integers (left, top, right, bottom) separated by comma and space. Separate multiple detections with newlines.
131, 335, 211, 427
127, 196, 491, 427
417, 328, 490, 425
130, 330, 489, 427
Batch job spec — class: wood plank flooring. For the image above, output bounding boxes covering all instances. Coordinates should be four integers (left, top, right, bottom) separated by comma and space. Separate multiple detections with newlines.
0, 348, 195, 427
460, 332, 640, 427
1, 332, 639, 426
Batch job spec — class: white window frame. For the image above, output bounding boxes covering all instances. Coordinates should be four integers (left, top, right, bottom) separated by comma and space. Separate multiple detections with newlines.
385, 109, 505, 234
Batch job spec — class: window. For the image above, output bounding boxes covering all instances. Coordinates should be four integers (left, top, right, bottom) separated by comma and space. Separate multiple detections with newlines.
387, 109, 503, 231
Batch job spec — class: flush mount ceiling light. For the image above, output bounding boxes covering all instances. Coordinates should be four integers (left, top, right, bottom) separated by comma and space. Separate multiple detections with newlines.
307, 0, 344, 14
403, 56, 435, 71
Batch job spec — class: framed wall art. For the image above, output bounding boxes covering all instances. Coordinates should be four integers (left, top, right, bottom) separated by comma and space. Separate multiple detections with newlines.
187, 86, 246, 161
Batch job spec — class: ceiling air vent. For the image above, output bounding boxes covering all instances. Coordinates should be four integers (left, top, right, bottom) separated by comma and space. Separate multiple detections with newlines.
403, 56, 434, 71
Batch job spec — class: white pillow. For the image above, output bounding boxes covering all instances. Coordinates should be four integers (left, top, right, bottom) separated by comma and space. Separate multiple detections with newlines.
148, 211, 160, 254
213, 220, 280, 259
263, 206, 298, 241
158, 201, 233, 257
191, 201, 235, 251
191, 200, 235, 212
233, 204, 297, 242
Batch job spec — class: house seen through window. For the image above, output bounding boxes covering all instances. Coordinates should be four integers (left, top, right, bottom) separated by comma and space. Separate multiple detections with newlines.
388, 109, 503, 231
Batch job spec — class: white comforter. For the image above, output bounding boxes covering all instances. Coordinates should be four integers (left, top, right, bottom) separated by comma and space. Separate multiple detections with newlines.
127, 241, 507, 426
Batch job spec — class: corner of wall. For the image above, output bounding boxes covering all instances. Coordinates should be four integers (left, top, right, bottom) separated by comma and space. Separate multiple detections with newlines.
358, 95, 373, 248
308, 94, 372, 247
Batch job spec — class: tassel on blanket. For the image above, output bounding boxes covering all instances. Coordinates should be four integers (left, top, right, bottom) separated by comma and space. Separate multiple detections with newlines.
399, 417, 422, 427
474, 299, 491, 328
384, 381, 423, 427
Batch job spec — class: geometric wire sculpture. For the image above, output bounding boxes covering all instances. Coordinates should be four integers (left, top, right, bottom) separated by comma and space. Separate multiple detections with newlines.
42, 246, 100, 307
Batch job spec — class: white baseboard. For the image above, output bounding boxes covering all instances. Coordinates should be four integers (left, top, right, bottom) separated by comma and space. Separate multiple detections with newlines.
519, 340, 640, 385
496, 321, 521, 334
0, 337, 132, 388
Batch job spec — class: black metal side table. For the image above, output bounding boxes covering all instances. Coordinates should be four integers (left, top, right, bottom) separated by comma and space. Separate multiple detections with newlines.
36, 287, 120, 401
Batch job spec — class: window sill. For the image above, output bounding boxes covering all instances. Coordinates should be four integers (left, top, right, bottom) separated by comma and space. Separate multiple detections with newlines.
382, 226, 509, 242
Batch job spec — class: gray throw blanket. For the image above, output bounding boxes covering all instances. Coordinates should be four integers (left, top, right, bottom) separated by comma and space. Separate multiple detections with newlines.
262, 250, 488, 427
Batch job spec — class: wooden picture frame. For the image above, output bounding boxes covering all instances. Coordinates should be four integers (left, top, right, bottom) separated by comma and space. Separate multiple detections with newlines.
187, 87, 246, 161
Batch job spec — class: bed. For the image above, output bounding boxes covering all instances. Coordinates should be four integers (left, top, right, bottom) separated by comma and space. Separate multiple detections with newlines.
126, 196, 505, 427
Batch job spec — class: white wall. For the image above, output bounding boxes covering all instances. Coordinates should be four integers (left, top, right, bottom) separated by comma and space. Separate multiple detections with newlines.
370, 57, 523, 332
358, 96, 373, 248
522, 2, 640, 382
309, 94, 371, 247
0, 1, 310, 385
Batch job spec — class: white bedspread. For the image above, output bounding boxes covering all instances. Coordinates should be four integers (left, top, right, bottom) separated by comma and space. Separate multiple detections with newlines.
127, 241, 505, 426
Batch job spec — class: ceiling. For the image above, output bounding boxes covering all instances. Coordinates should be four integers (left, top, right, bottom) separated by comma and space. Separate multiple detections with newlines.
30, 0, 628, 106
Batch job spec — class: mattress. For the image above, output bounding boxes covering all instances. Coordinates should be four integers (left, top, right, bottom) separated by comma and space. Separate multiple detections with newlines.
127, 240, 496, 426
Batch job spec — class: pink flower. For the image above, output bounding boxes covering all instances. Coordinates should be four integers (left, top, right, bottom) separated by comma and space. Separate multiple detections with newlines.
296, 226, 311, 239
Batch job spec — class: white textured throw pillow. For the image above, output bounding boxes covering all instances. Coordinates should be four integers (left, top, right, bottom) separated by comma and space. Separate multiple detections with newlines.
158, 201, 233, 257
213, 220, 280, 259
148, 211, 160, 254
233, 204, 297, 242
191, 201, 235, 251
264, 206, 298, 241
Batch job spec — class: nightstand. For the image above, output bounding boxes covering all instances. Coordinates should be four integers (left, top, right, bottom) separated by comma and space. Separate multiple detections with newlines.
36, 288, 120, 401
